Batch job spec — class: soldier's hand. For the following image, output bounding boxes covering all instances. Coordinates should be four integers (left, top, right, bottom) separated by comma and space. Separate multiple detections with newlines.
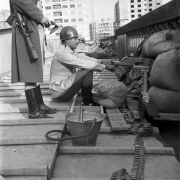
105, 65, 114, 72
41, 16, 51, 28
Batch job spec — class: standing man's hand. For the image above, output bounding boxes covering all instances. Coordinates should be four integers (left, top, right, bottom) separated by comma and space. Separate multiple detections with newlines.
105, 65, 114, 72
41, 16, 51, 27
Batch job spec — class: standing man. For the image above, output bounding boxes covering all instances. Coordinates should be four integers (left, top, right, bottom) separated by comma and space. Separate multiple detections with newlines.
49, 26, 114, 106
9, 0, 56, 118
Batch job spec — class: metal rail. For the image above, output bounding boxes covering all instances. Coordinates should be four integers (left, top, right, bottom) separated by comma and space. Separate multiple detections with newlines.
115, 0, 180, 59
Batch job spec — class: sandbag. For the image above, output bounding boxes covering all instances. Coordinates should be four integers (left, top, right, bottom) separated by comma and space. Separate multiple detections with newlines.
150, 49, 180, 92
142, 29, 180, 58
148, 86, 180, 113
92, 80, 127, 109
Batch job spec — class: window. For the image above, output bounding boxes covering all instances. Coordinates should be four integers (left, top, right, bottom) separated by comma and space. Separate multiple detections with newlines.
131, 0, 134, 2
78, 11, 83, 15
53, 12, 62, 16
149, 8, 152, 11
54, 19, 62, 23
70, 11, 76, 15
58, 26, 63, 30
64, 19, 69, 22
149, 3, 152, 6
45, 6, 51, 10
131, 10, 134, 12
77, 4, 82, 8
131, 15, 134, 18
138, 14, 141, 17
63, 12, 68, 15
53, 5, 61, 9
71, 18, 76, 22
70, 4, 75, 8
138, 4, 141, 7
131, 5, 134, 8
52, 0, 60, 2
138, 0, 141, 2
46, 13, 52, 17
62, 5, 68, 8
78, 18, 83, 22
138, 9, 141, 12
157, 3, 160, 5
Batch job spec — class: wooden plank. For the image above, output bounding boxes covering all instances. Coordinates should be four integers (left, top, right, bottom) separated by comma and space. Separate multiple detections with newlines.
59, 146, 174, 155
4, 177, 47, 180
106, 108, 130, 131
0, 91, 51, 97
0, 97, 73, 104
0, 101, 70, 112
0, 111, 68, 125
0, 144, 58, 176
0, 124, 64, 145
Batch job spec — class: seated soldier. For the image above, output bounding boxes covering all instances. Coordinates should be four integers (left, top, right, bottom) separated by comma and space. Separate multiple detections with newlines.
49, 26, 114, 106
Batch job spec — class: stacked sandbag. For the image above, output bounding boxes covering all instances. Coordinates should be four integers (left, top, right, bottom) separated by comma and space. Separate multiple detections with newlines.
92, 80, 127, 109
150, 49, 180, 91
148, 86, 180, 113
141, 29, 180, 58
148, 48, 180, 113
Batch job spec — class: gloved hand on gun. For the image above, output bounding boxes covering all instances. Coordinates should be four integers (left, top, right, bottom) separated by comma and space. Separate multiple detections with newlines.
41, 16, 58, 34
104, 65, 115, 72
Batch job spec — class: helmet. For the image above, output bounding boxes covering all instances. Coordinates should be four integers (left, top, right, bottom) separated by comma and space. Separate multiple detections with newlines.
60, 26, 79, 40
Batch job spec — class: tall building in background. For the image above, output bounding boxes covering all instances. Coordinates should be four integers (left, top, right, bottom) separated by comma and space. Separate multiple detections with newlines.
42, 0, 90, 40
114, 0, 165, 28
94, 18, 115, 42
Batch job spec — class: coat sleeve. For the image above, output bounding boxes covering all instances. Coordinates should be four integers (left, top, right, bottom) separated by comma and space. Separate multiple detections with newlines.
10, 0, 44, 23
76, 52, 102, 63
59, 51, 105, 72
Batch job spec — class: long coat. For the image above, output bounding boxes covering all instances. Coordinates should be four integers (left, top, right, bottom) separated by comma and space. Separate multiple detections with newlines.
10, 0, 44, 83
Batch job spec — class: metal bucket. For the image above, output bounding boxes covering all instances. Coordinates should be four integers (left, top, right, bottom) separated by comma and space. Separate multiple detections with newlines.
65, 111, 106, 146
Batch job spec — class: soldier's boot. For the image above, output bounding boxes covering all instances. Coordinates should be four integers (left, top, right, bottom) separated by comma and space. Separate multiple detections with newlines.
25, 87, 52, 119
36, 84, 57, 114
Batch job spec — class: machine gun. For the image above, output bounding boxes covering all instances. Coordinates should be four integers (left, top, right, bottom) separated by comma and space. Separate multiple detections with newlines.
12, 4, 39, 63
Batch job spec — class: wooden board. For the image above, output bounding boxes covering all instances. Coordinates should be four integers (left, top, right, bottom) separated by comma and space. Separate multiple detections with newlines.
60, 133, 174, 155
0, 111, 68, 125
0, 124, 64, 145
0, 144, 58, 176
0, 101, 70, 113
106, 108, 130, 131
4, 176, 47, 180
51, 154, 180, 180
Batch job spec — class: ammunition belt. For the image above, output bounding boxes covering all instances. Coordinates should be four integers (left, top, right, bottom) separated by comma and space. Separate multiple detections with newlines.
111, 121, 153, 180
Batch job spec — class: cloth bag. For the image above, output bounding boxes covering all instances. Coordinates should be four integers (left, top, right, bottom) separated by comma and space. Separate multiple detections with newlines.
92, 80, 127, 108
141, 29, 180, 58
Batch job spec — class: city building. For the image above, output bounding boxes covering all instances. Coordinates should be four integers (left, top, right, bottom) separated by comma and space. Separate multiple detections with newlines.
114, 0, 166, 28
89, 18, 115, 43
0, 9, 11, 30
42, 0, 90, 40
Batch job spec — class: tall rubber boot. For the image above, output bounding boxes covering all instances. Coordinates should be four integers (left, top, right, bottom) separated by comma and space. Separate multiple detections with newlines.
82, 86, 97, 106
36, 84, 57, 114
25, 88, 51, 119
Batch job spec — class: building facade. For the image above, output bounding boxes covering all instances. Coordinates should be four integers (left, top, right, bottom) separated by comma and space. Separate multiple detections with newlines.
42, 0, 90, 40
114, 0, 165, 28
89, 18, 115, 43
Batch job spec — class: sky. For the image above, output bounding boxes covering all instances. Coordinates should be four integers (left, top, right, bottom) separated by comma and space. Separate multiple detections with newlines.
0, 0, 172, 21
